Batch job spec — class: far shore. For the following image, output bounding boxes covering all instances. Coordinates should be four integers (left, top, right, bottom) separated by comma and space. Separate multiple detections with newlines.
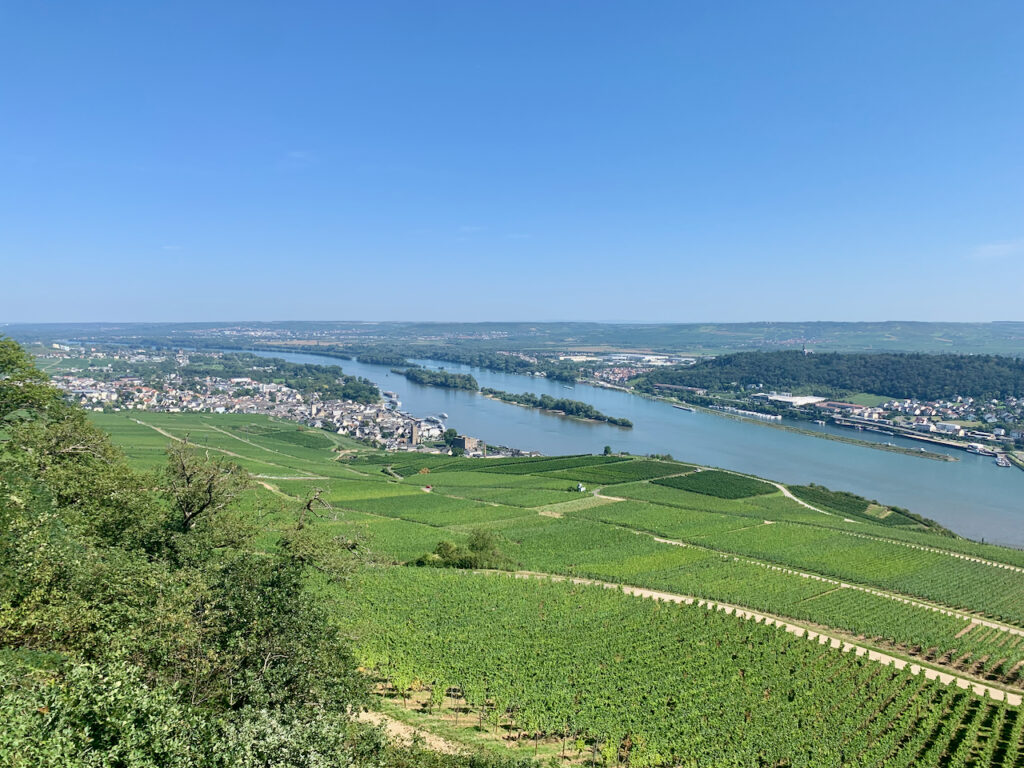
642, 393, 957, 462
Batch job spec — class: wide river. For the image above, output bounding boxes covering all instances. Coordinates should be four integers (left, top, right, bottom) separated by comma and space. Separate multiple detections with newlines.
248, 349, 1024, 547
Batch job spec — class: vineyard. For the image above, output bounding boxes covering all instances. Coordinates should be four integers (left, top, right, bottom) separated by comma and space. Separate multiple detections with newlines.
337, 568, 1024, 768
653, 470, 776, 499
90, 411, 1024, 764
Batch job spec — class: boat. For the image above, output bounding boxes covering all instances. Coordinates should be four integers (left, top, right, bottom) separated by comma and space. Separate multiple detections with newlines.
439, 412, 448, 419
966, 443, 997, 457
996, 455, 1012, 468
673, 404, 695, 412
563, 385, 575, 390
813, 420, 826, 426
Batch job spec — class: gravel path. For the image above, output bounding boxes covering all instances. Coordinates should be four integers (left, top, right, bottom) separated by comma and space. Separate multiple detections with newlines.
500, 570, 1022, 706
355, 710, 463, 754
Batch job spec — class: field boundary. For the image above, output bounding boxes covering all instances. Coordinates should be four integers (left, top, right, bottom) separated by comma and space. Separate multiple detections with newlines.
493, 570, 1022, 706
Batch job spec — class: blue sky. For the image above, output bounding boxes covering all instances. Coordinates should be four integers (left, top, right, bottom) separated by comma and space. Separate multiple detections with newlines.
2, 2, 1022, 322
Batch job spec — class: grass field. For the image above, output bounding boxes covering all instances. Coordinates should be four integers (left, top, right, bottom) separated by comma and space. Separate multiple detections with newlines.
844, 392, 894, 407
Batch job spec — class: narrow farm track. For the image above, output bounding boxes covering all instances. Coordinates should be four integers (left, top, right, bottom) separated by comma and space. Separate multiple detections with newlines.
630, 469, 1024, 579
632, 525, 1024, 639
497, 570, 1023, 706
256, 481, 291, 499
827, 527, 1024, 574
355, 709, 463, 754
131, 418, 321, 476
688, 466, 834, 515
726, 469, 1024, 573
205, 423, 308, 462
132, 418, 187, 444
260, 474, 1024, 692
772, 481, 832, 515
252, 474, 329, 480
684, 467, 1024, 575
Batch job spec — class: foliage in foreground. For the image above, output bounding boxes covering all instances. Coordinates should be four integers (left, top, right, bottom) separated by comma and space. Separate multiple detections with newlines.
0, 338, 522, 768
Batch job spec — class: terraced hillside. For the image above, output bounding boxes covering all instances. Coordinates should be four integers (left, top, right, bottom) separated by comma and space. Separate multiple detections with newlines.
92, 411, 1024, 765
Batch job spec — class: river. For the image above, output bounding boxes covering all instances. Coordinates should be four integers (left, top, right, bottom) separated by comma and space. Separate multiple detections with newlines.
246, 349, 1024, 547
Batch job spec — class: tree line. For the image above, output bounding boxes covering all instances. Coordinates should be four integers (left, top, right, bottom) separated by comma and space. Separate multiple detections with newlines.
635, 351, 1024, 401
395, 368, 479, 391
481, 388, 633, 427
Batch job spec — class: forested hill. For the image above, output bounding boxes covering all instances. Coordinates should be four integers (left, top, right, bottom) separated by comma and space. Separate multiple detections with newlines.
636, 351, 1024, 401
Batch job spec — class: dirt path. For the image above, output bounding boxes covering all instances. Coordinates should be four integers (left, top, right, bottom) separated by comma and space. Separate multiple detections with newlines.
256, 480, 297, 500
757, 477, 1024, 573
252, 475, 328, 480
499, 570, 1022, 706
833, 528, 1024, 574
740, 473, 1023, 574
355, 709, 463, 754
133, 418, 186, 444
132, 418, 324, 477
206, 423, 303, 461
634, 526, 1024, 639
770, 481, 833, 515
649, 466, 1024, 575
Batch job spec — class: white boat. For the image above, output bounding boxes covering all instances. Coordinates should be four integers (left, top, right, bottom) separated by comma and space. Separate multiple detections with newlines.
967, 443, 997, 457
672, 404, 695, 412
996, 455, 1012, 467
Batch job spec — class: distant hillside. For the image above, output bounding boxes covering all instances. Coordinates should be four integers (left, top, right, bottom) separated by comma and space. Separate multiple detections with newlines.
7, 320, 1024, 356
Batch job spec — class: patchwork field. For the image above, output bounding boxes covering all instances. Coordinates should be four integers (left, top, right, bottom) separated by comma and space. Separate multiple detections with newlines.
91, 411, 1024, 765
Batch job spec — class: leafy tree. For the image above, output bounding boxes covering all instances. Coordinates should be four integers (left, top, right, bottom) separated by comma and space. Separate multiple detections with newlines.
0, 337, 61, 421
413, 529, 510, 570
165, 440, 250, 532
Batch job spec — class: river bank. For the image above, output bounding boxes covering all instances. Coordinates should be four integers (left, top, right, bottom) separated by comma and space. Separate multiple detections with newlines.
646, 394, 957, 461
223, 344, 971, 462
237, 348, 1024, 546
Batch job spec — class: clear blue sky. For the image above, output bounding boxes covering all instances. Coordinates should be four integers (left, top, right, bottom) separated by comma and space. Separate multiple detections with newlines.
2, 2, 1022, 322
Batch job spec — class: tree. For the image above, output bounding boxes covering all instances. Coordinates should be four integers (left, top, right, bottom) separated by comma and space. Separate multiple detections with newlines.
603, 445, 612, 455
164, 440, 250, 532
0, 338, 60, 421
467, 528, 499, 556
